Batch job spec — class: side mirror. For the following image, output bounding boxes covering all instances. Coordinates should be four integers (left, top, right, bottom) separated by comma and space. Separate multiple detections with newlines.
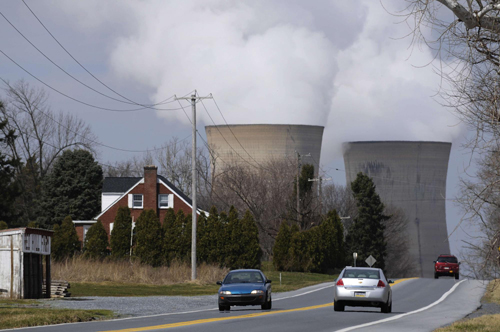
388, 280, 394, 284
433, 261, 436, 263
266, 280, 272, 284
216, 281, 222, 285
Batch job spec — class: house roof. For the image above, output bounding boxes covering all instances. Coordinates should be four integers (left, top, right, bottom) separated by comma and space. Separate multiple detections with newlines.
102, 176, 193, 206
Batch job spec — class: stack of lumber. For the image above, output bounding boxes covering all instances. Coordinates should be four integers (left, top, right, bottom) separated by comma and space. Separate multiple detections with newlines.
43, 279, 71, 298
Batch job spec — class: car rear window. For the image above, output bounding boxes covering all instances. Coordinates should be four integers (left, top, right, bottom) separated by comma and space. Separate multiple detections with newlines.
437, 256, 458, 263
343, 269, 380, 279
223, 272, 264, 284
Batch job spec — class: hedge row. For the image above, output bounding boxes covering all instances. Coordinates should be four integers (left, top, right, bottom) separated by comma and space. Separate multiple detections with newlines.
273, 210, 345, 273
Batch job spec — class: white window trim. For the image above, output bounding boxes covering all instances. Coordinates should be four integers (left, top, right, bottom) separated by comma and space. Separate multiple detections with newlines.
158, 194, 173, 209
128, 194, 143, 209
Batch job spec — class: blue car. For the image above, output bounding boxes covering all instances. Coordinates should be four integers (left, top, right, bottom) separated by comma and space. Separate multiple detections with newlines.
217, 269, 272, 311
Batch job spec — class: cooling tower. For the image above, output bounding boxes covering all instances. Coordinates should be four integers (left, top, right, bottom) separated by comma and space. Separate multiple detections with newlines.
205, 124, 324, 176
343, 141, 451, 278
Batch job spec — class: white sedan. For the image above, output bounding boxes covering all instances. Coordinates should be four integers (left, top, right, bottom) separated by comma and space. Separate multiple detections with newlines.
333, 267, 393, 313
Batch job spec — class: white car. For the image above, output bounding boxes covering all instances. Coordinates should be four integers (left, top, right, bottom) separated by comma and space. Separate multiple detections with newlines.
333, 267, 393, 313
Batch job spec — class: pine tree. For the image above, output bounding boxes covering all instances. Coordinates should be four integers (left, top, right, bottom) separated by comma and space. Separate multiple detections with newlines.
196, 212, 208, 263
182, 213, 193, 261
346, 172, 388, 270
205, 206, 223, 264
273, 221, 292, 271
319, 210, 346, 272
235, 210, 261, 269
0, 113, 20, 225
83, 220, 109, 259
225, 206, 241, 268
51, 215, 81, 261
134, 209, 163, 266
110, 206, 132, 259
162, 208, 178, 265
38, 149, 102, 226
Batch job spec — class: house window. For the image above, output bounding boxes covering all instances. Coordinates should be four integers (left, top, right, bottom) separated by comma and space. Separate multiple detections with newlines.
133, 194, 143, 208
159, 194, 170, 208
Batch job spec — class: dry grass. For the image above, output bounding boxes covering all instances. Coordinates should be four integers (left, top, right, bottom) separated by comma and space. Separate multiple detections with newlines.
52, 256, 229, 285
435, 314, 500, 332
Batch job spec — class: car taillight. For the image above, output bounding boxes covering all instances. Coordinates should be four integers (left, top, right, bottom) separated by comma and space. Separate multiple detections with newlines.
336, 279, 344, 286
377, 280, 386, 288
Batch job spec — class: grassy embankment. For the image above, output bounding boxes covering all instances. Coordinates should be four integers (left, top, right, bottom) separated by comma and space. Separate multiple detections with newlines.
61, 258, 335, 297
435, 280, 500, 332
0, 299, 113, 330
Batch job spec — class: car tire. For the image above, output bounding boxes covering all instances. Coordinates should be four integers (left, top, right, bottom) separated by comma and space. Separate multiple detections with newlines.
261, 295, 272, 310
455, 273, 459, 280
219, 304, 225, 312
381, 300, 391, 313
334, 301, 344, 312
434, 273, 438, 279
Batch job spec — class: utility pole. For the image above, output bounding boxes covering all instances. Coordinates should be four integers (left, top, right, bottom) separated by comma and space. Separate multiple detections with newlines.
296, 152, 301, 224
175, 91, 212, 280
308, 177, 332, 215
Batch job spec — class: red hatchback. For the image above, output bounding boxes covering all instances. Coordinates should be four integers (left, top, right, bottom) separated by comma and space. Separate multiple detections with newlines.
434, 254, 460, 279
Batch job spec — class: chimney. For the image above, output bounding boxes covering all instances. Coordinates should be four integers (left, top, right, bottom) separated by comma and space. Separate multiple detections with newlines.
143, 165, 158, 211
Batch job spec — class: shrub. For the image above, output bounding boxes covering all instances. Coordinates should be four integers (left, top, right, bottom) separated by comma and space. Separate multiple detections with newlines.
51, 215, 81, 261
110, 206, 132, 259
134, 209, 163, 267
83, 220, 109, 259
162, 208, 177, 265
0, 221, 8, 230
273, 221, 292, 271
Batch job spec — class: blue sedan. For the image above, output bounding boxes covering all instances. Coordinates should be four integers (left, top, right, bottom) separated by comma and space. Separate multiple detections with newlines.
217, 269, 272, 311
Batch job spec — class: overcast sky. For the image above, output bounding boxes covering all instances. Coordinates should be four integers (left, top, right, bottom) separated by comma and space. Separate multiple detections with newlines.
0, 0, 474, 256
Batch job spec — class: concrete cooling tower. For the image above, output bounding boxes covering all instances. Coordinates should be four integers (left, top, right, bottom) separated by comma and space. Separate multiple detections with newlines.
205, 124, 324, 176
343, 141, 451, 278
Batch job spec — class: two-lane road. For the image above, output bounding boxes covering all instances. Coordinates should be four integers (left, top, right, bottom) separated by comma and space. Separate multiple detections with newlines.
4, 278, 486, 332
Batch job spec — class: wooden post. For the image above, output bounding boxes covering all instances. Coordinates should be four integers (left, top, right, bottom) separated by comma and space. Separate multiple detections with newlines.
45, 255, 51, 298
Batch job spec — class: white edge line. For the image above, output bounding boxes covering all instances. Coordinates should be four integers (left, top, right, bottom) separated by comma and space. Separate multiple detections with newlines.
1, 283, 334, 331
334, 279, 466, 332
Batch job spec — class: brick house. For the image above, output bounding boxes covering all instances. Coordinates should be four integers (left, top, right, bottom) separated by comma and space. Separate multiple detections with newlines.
74, 165, 200, 244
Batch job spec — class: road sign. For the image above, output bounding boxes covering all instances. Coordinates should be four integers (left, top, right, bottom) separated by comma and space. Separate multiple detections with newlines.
365, 255, 376, 267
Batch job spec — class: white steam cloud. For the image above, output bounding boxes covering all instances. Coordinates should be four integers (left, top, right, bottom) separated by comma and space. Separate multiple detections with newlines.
55, 0, 464, 160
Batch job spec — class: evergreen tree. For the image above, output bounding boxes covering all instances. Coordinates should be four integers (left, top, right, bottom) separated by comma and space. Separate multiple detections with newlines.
162, 208, 178, 265
38, 149, 102, 226
234, 210, 261, 269
196, 212, 208, 263
346, 172, 388, 270
204, 206, 224, 264
182, 213, 192, 261
51, 215, 81, 261
0, 221, 8, 230
134, 209, 163, 266
273, 221, 291, 271
320, 210, 345, 272
225, 206, 242, 268
83, 220, 109, 259
110, 206, 132, 259
0, 112, 21, 225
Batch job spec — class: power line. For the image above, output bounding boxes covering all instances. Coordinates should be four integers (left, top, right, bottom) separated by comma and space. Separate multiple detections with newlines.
0, 49, 191, 112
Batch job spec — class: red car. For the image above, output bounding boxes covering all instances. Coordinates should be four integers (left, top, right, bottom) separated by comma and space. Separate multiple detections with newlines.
434, 254, 460, 279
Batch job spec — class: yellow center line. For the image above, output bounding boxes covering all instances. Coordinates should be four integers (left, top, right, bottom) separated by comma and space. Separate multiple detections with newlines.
101, 303, 333, 332
101, 278, 417, 332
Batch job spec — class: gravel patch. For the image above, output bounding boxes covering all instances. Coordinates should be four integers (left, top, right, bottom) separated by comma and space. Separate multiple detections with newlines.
42, 295, 218, 317
40, 282, 334, 318
464, 300, 500, 320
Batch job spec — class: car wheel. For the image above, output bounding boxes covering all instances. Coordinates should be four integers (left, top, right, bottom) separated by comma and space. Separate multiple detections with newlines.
219, 304, 225, 312
381, 300, 391, 313
261, 295, 272, 310
334, 301, 344, 312
434, 273, 438, 279
455, 273, 459, 280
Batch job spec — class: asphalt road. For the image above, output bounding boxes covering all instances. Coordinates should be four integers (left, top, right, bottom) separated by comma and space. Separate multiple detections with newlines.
5, 278, 487, 332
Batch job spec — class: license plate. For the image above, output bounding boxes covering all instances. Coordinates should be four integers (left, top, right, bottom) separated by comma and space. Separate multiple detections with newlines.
444, 267, 449, 269
354, 292, 366, 298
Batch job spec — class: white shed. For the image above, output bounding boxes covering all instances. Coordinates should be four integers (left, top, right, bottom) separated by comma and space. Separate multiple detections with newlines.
0, 228, 53, 299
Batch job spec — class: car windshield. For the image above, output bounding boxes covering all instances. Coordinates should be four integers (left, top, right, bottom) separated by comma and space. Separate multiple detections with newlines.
343, 269, 380, 279
437, 256, 458, 263
223, 271, 264, 284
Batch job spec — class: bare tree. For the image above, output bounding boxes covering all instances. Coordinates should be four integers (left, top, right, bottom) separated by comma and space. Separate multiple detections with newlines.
402, 0, 500, 277
0, 80, 98, 225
